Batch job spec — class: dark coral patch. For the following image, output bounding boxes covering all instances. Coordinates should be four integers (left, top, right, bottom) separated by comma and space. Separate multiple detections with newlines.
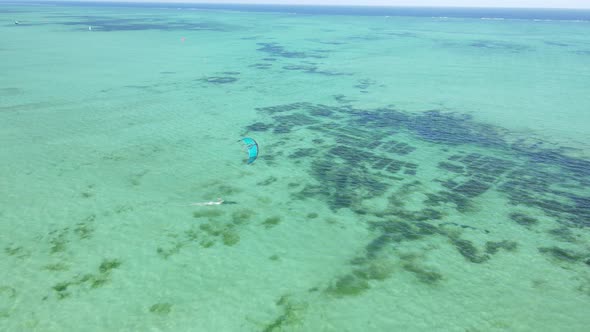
257, 42, 325, 59
245, 102, 590, 230
326, 274, 370, 297
438, 161, 464, 173
453, 180, 491, 198
250, 63, 272, 69
509, 212, 538, 226
246, 122, 273, 132
485, 240, 517, 255
539, 247, 584, 263
469, 40, 531, 52
451, 238, 489, 263
201, 76, 238, 84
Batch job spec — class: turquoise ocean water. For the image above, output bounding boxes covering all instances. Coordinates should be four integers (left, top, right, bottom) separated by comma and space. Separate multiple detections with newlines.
1, 2, 589, 331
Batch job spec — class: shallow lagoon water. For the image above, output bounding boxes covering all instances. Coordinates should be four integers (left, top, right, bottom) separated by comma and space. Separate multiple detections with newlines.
1, 2, 589, 331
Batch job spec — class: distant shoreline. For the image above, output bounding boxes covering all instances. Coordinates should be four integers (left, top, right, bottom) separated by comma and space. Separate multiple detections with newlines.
4, 1, 590, 21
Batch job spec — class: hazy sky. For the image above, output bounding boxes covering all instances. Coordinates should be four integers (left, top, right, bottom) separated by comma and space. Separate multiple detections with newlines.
39, 0, 590, 10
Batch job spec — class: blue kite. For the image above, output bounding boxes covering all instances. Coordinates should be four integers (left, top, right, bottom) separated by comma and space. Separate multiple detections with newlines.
240, 137, 259, 164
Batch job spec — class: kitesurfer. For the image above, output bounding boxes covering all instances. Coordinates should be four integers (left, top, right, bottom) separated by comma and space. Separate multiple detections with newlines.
191, 198, 224, 206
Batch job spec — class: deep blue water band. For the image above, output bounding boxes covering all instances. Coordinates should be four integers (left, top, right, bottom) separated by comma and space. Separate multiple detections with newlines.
4, 1, 590, 21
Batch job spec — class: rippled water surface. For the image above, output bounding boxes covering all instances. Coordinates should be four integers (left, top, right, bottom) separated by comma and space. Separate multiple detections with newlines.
1, 2, 589, 331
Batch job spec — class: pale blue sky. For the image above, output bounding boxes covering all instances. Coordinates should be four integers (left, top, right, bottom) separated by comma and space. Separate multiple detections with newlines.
38, 0, 590, 10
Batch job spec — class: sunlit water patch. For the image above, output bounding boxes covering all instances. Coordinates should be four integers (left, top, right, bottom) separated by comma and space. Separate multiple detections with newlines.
1, 2, 590, 331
